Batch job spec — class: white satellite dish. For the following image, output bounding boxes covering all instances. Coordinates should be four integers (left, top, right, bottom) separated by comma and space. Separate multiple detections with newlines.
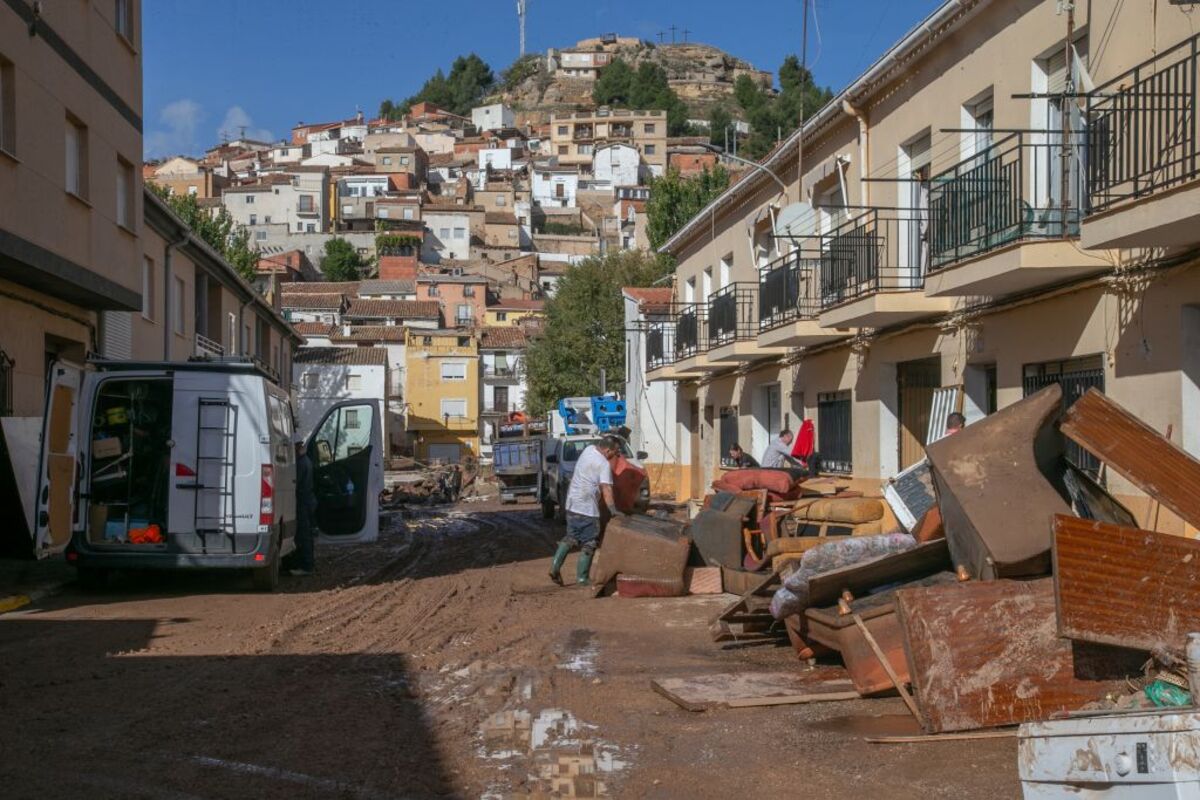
773, 201, 813, 241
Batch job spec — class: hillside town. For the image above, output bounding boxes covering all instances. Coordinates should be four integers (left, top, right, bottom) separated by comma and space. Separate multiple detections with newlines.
8, 1, 1200, 798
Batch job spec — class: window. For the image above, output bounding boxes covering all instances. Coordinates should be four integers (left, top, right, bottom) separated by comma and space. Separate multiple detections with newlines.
441, 361, 467, 381
306, 224, 315, 233
439, 227, 450, 239
495, 196, 506, 206
441, 398, 468, 418
817, 391, 853, 474
428, 285, 440, 297
457, 336, 470, 347
0, 56, 14, 156
245, 194, 255, 204
115, 157, 134, 229
298, 195, 314, 213
558, 145, 568, 155
186, 185, 198, 196
249, 214, 257, 225
255, 230, 267, 241
644, 144, 657, 156
65, 115, 88, 199
456, 304, 472, 323
141, 256, 154, 320
453, 227, 465, 239
557, 125, 568, 136
400, 156, 410, 166
719, 407, 738, 467
1023, 355, 1105, 473
382, 156, 392, 165
114, 0, 134, 41
644, 123, 656, 134
578, 144, 593, 156
347, 374, 363, 391
378, 208, 389, 218
403, 208, 414, 220
462, 286, 476, 297
172, 276, 185, 335
344, 408, 361, 429
496, 312, 508, 322
263, 215, 271, 223
296, 222, 304, 231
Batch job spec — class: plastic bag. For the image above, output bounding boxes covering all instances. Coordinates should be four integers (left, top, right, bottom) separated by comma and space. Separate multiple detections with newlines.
771, 533, 917, 620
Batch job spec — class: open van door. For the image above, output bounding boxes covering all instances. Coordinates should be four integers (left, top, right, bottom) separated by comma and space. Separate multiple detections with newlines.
306, 399, 383, 543
34, 360, 84, 558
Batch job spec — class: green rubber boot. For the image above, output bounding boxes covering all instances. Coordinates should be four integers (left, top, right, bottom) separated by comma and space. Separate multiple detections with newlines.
549, 542, 571, 586
576, 551, 594, 586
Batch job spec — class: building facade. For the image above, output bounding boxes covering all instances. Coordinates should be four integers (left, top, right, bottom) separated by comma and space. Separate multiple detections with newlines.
646, 0, 1200, 536
549, 109, 667, 174
404, 329, 481, 464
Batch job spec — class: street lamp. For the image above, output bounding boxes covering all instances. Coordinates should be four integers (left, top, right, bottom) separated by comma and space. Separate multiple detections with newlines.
697, 142, 790, 200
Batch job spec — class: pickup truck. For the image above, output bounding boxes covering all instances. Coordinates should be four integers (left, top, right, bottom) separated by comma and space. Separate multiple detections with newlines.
541, 435, 650, 521
493, 438, 543, 504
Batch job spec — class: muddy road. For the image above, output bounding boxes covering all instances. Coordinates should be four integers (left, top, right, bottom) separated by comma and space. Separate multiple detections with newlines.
0, 502, 1021, 799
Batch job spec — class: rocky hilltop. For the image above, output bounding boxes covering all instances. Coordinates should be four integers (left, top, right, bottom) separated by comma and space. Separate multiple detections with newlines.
496, 37, 775, 123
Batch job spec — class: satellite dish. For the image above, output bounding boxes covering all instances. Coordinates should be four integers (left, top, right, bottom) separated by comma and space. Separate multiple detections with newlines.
774, 201, 813, 241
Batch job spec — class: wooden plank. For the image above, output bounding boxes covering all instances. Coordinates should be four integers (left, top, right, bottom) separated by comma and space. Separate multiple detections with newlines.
651, 669, 855, 712
866, 730, 1016, 744
852, 612, 921, 721
1053, 514, 1200, 654
1061, 388, 1200, 532
896, 578, 1144, 733
806, 539, 951, 608
726, 691, 859, 708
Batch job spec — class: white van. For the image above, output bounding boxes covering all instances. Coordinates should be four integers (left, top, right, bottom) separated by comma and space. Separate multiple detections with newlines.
32, 358, 383, 591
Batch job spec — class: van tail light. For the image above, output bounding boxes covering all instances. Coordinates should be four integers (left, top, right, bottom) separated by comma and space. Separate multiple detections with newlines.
175, 463, 196, 478
260, 464, 274, 526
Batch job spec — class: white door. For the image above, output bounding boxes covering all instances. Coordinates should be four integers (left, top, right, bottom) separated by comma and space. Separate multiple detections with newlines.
306, 399, 383, 543
33, 360, 84, 557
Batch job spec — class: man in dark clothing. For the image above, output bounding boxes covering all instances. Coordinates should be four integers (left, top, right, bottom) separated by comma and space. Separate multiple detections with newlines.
290, 433, 318, 576
728, 443, 759, 469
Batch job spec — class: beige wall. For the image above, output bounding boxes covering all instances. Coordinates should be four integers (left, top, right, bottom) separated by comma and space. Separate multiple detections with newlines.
0, 277, 92, 415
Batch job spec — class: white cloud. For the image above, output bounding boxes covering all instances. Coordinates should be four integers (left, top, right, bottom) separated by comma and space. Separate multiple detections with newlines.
144, 98, 204, 158
217, 106, 274, 144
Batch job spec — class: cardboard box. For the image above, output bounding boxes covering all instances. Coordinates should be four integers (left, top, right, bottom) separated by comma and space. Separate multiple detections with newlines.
92, 437, 122, 459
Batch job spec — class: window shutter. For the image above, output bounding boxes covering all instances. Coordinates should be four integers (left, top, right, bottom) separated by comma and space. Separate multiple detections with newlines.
100, 311, 133, 359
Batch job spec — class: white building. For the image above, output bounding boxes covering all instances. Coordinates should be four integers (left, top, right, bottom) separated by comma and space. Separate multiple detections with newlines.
479, 147, 513, 172
223, 171, 330, 235
472, 103, 515, 132
532, 166, 579, 209
593, 142, 641, 188
293, 347, 391, 451
479, 326, 530, 456
621, 288, 677, 490
422, 210, 473, 262
271, 143, 308, 165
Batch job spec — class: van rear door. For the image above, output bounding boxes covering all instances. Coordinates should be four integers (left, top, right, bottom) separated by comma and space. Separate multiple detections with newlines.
306, 399, 383, 543
34, 360, 84, 558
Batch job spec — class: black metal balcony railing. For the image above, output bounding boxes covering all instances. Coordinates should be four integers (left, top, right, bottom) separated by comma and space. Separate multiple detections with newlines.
927, 132, 1082, 270
819, 209, 926, 309
758, 250, 822, 332
483, 364, 518, 379
707, 283, 758, 347
675, 304, 706, 359
645, 320, 674, 371
1087, 34, 1199, 214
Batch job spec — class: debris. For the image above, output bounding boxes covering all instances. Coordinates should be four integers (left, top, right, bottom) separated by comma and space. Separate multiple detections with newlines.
650, 668, 855, 711
925, 384, 1072, 579
1052, 514, 1200, 654
1060, 388, 1200, 531
896, 578, 1144, 733
615, 575, 686, 598
769, 533, 921, 620
866, 729, 1016, 744
688, 507, 747, 568
590, 515, 691, 596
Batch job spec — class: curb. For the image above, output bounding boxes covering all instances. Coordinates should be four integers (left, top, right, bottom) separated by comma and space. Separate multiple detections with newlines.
0, 582, 66, 616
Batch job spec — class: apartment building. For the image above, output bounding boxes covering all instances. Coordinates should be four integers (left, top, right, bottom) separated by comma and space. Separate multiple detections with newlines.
549, 109, 667, 175
645, 0, 1200, 534
479, 325, 529, 455
147, 156, 228, 198
223, 170, 330, 235
0, 0, 144, 415
404, 329, 481, 464
417, 274, 489, 327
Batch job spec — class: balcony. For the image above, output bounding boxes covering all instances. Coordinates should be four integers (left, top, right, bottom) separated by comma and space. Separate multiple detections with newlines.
1081, 35, 1200, 250
573, 125, 595, 142
194, 332, 224, 358
817, 208, 955, 329
643, 309, 709, 382
483, 364, 520, 382
706, 283, 785, 362
922, 132, 1109, 298
757, 250, 851, 349
483, 401, 521, 416
296, 201, 319, 217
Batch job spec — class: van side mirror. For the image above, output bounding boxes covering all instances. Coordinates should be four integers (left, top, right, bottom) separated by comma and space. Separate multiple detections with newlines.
636, 451, 648, 461
545, 454, 558, 464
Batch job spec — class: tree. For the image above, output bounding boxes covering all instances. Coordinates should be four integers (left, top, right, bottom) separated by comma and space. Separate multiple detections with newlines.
149, 184, 258, 281
644, 166, 732, 252
524, 250, 669, 415
592, 58, 693, 135
500, 54, 543, 91
731, 55, 833, 159
592, 58, 634, 106
378, 53, 496, 119
708, 106, 733, 148
320, 237, 367, 282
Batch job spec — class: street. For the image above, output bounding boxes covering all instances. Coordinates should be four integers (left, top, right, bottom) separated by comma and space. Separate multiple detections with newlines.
0, 501, 1021, 799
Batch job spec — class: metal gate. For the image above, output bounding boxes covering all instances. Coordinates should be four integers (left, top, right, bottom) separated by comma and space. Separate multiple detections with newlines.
818, 391, 853, 474
1022, 356, 1105, 475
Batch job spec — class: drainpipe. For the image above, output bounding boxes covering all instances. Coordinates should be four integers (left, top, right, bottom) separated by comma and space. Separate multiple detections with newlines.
841, 100, 870, 207
164, 233, 189, 360
238, 297, 252, 358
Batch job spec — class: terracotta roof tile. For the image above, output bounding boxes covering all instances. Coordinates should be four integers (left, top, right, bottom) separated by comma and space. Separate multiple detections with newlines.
344, 299, 440, 319
330, 325, 411, 343
282, 281, 360, 294
489, 298, 544, 311
281, 293, 345, 310
292, 322, 335, 336
294, 346, 388, 366
479, 326, 528, 349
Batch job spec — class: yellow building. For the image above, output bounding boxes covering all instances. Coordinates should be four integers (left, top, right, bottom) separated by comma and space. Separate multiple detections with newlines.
404, 329, 480, 464
483, 298, 545, 327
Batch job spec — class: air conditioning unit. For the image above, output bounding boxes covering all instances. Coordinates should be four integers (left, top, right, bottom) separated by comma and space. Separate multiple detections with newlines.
452, 267, 464, 276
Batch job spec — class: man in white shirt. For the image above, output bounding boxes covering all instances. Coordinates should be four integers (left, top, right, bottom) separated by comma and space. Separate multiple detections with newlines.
550, 436, 620, 586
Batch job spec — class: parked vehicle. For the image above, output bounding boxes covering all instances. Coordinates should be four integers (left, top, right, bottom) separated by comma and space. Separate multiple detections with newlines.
493, 438, 543, 504
540, 434, 649, 521
31, 358, 383, 591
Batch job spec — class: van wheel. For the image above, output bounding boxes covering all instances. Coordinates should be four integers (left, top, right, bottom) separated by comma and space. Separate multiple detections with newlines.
76, 567, 108, 591
251, 541, 281, 592
541, 498, 555, 520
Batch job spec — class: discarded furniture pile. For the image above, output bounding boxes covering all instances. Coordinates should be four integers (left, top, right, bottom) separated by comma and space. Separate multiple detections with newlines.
623, 385, 1200, 749
384, 465, 465, 505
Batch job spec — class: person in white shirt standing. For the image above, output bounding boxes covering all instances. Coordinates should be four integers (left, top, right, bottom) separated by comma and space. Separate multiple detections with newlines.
550, 436, 621, 586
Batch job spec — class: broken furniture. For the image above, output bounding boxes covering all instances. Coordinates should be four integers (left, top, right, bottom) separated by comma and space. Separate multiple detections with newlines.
651, 668, 857, 711
896, 577, 1145, 733
690, 492, 758, 569
925, 384, 1073, 579
591, 515, 691, 596
757, 496, 887, 570
615, 575, 686, 598
1053, 514, 1200, 655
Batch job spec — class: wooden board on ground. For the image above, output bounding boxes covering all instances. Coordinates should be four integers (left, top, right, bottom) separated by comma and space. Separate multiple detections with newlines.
896, 577, 1144, 733
1053, 514, 1200, 654
806, 539, 951, 608
651, 668, 856, 711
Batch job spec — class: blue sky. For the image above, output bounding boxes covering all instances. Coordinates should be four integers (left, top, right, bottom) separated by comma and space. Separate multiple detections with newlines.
143, 0, 943, 158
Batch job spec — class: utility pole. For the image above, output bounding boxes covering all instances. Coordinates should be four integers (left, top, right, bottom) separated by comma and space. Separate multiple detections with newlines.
1060, 0, 1074, 239
516, 0, 527, 57
656, 31, 665, 44
795, 0, 809, 205
669, 24, 677, 44
683, 28, 691, 43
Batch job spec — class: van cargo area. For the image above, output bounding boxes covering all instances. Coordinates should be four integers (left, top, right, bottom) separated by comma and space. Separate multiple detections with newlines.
86, 377, 173, 547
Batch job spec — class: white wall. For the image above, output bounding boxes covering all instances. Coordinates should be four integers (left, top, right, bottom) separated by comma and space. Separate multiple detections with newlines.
533, 171, 579, 208
472, 104, 515, 131
594, 144, 640, 187
292, 362, 388, 445
422, 212, 472, 261
623, 294, 677, 466
480, 147, 513, 172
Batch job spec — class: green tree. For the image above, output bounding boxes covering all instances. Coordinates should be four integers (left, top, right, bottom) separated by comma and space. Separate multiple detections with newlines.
379, 53, 496, 119
644, 166, 732, 252
732, 55, 833, 159
524, 250, 669, 415
592, 57, 634, 106
501, 54, 543, 91
708, 105, 733, 147
320, 237, 367, 282
592, 57, 693, 135
149, 184, 258, 281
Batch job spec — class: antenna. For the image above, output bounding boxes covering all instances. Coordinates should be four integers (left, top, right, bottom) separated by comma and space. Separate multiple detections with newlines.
516, 0, 527, 57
